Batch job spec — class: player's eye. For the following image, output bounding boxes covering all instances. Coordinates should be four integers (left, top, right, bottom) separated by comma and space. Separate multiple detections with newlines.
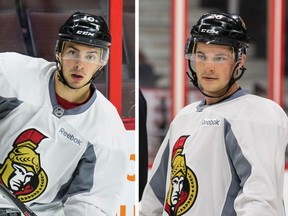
214, 56, 227, 62
195, 53, 206, 61
67, 50, 78, 58
85, 54, 97, 61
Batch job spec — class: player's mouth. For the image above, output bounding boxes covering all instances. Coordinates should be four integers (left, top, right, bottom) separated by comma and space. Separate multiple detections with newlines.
71, 73, 84, 81
202, 76, 217, 81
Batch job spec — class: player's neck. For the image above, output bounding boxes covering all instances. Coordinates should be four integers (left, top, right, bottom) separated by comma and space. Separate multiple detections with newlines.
54, 75, 91, 104
205, 83, 240, 105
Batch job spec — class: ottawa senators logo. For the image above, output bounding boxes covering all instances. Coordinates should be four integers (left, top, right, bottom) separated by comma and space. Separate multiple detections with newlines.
164, 136, 198, 216
0, 128, 48, 202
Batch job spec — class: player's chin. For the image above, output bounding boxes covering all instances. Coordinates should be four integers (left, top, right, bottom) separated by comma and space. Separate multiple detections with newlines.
66, 81, 86, 89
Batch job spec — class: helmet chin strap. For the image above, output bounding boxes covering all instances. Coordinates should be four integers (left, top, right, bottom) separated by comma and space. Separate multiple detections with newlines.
55, 58, 75, 89
186, 60, 246, 98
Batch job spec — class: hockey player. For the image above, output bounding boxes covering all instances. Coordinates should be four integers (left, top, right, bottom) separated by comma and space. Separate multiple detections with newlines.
139, 11, 288, 215
0, 12, 129, 215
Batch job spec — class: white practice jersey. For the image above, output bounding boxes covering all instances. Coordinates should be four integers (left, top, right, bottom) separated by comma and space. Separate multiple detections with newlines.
0, 52, 129, 216
140, 89, 288, 216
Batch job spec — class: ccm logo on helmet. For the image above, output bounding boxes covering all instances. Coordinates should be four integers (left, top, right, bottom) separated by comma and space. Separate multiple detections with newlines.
76, 30, 96, 37
201, 29, 219, 34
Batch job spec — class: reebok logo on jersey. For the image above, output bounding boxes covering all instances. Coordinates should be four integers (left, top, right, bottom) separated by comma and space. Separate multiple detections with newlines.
201, 118, 221, 126
59, 128, 82, 145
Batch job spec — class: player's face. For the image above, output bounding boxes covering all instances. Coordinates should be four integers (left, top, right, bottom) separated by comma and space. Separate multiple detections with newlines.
59, 42, 103, 89
193, 43, 237, 97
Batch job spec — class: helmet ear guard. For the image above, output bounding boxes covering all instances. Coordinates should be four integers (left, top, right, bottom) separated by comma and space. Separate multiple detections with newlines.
184, 35, 194, 60
99, 47, 109, 66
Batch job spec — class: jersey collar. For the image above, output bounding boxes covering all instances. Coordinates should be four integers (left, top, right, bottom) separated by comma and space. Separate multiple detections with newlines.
49, 71, 97, 118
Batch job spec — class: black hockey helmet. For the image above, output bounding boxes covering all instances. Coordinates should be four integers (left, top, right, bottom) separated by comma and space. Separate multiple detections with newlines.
55, 11, 111, 61
185, 11, 249, 61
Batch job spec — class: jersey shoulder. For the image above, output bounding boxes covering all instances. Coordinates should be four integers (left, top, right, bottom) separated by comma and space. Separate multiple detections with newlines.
219, 93, 288, 127
0, 52, 56, 100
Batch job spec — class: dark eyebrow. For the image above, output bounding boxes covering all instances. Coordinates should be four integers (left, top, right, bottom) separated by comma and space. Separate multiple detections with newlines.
66, 45, 100, 54
195, 50, 229, 57
214, 53, 229, 56
87, 50, 100, 54
66, 45, 79, 52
